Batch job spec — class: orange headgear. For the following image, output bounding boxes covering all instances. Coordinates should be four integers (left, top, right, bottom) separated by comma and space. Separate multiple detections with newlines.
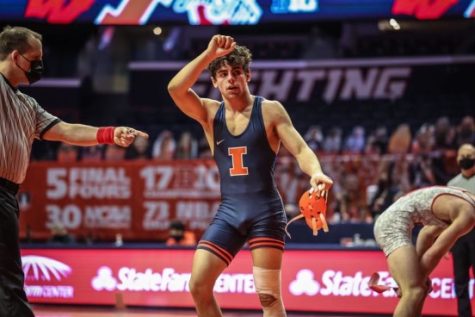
285, 188, 329, 238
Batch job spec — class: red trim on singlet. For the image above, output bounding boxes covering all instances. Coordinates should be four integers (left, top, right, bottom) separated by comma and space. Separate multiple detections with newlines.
248, 237, 285, 250
248, 237, 284, 246
198, 240, 233, 264
249, 242, 285, 251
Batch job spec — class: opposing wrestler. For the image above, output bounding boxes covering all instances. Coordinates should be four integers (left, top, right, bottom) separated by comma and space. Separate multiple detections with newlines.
374, 186, 475, 317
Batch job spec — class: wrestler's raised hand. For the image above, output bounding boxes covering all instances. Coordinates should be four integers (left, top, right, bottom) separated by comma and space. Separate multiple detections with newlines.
206, 35, 236, 59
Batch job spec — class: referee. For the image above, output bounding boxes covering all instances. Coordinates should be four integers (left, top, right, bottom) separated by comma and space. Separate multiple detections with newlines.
448, 143, 475, 317
0, 26, 148, 316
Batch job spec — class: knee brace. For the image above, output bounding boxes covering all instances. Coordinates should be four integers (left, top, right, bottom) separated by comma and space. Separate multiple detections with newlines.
253, 266, 286, 317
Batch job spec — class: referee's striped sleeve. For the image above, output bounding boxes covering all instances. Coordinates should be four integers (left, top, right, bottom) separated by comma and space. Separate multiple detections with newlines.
30, 97, 60, 139
39, 118, 61, 139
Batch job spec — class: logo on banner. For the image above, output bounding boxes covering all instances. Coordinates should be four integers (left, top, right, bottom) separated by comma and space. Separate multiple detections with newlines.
92, 266, 118, 291
271, 0, 318, 13
91, 266, 254, 294
25, 0, 95, 23
173, 0, 263, 25
23, 256, 71, 281
22, 255, 74, 298
47, 167, 131, 200
289, 269, 467, 299
95, 0, 263, 25
290, 269, 394, 297
92, 266, 192, 292
290, 269, 320, 295
392, 0, 459, 19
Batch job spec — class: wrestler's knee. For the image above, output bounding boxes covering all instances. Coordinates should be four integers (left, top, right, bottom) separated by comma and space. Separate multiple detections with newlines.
189, 276, 213, 300
253, 266, 286, 315
256, 291, 278, 307
402, 285, 426, 301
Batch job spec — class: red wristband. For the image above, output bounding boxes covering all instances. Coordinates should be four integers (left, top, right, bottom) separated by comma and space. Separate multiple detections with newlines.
96, 127, 115, 144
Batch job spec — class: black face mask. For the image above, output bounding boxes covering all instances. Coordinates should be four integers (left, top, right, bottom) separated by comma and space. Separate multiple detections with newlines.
171, 233, 184, 242
18, 54, 44, 84
459, 157, 475, 170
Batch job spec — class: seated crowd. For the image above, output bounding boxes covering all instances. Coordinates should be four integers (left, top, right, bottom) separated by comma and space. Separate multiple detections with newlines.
32, 115, 474, 228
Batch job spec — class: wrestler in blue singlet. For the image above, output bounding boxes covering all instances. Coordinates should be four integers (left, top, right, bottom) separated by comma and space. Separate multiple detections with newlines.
197, 96, 286, 265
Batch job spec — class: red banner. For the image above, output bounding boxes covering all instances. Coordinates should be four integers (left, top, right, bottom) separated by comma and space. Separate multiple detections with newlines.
21, 248, 473, 316
19, 161, 221, 241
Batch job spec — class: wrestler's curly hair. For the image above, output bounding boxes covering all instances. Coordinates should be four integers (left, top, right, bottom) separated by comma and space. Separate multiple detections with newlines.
207, 45, 252, 79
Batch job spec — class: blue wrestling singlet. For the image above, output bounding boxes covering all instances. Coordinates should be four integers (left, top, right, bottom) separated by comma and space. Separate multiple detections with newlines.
197, 96, 286, 265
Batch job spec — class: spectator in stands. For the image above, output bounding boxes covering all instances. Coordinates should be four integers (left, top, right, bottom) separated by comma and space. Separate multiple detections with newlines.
338, 173, 368, 222
125, 135, 151, 160
152, 130, 176, 160
304, 125, 324, 152
448, 143, 475, 317
322, 127, 342, 154
388, 123, 411, 154
176, 131, 198, 159
365, 126, 388, 155
48, 223, 75, 244
79, 145, 104, 162
456, 116, 475, 147
56, 143, 78, 162
409, 153, 437, 188
104, 144, 126, 161
323, 157, 345, 223
369, 160, 395, 219
369, 158, 410, 220
433, 116, 456, 151
431, 152, 452, 185
410, 122, 451, 185
343, 126, 365, 154
275, 155, 306, 209
411, 123, 434, 154
82, 230, 96, 245
166, 219, 196, 247
197, 135, 212, 159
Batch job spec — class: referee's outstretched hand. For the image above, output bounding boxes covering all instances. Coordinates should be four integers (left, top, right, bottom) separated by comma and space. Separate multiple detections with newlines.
114, 127, 149, 147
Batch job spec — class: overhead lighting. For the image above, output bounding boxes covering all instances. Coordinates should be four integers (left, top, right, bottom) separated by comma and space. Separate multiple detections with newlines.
153, 26, 162, 36
389, 18, 401, 30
